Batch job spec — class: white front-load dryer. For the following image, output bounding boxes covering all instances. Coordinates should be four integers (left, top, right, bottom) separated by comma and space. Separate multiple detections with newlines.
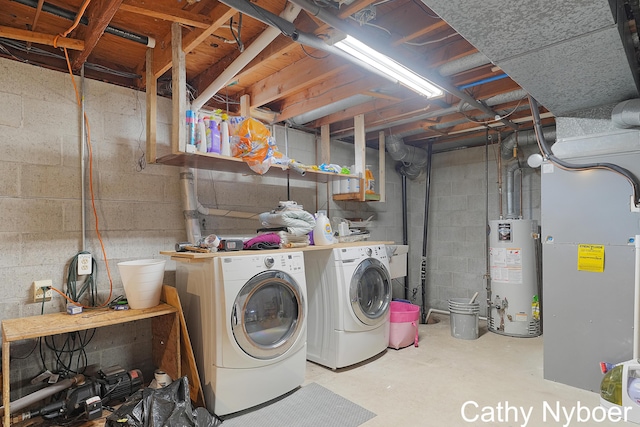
304, 244, 391, 369
176, 251, 307, 416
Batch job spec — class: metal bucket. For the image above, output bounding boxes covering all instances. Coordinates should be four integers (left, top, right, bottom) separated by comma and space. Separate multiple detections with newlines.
448, 298, 479, 340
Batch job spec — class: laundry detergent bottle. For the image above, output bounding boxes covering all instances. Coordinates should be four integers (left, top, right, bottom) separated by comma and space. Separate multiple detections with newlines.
313, 211, 335, 246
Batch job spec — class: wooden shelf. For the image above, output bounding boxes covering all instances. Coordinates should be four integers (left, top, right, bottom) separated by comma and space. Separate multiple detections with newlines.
332, 177, 381, 202
2, 303, 181, 426
3, 304, 177, 342
155, 152, 357, 184
333, 192, 381, 202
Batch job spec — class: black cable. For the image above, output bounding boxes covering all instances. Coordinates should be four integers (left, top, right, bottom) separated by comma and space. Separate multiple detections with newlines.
300, 44, 330, 60
529, 96, 640, 206
100, 377, 123, 401
66, 252, 99, 305
10, 339, 39, 360
0, 39, 141, 79
41, 329, 95, 375
229, 15, 244, 52
245, 1, 295, 38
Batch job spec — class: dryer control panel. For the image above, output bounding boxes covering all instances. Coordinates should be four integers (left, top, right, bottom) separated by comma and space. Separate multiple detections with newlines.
221, 252, 305, 276
335, 245, 388, 263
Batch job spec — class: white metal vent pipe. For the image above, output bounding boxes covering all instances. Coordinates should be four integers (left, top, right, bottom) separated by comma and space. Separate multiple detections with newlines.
438, 52, 491, 77
336, 90, 528, 139
500, 127, 556, 159
386, 135, 429, 179
612, 99, 640, 129
505, 160, 523, 218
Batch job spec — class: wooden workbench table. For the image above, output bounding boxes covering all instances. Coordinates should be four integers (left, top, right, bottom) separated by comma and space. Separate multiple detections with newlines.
2, 304, 180, 426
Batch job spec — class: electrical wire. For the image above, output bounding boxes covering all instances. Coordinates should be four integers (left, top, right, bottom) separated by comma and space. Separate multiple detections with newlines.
411, 0, 441, 19
229, 14, 244, 52
529, 95, 640, 206
301, 44, 330, 59
41, 329, 95, 375
65, 252, 99, 305
0, 38, 142, 79
10, 338, 39, 360
404, 32, 457, 46
134, 91, 146, 172
246, 1, 295, 38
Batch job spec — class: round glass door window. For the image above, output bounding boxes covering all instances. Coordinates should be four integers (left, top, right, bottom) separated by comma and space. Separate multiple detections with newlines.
232, 271, 305, 360
350, 258, 391, 325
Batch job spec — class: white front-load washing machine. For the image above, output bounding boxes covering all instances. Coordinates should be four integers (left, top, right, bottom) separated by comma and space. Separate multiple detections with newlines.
175, 251, 307, 416
304, 244, 391, 369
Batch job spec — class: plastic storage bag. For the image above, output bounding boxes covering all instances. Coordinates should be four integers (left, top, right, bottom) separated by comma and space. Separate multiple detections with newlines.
230, 117, 286, 175
106, 376, 219, 426
388, 300, 420, 350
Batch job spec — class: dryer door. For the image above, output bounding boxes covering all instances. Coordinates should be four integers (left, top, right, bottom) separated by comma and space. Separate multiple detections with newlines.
349, 258, 391, 325
232, 270, 305, 360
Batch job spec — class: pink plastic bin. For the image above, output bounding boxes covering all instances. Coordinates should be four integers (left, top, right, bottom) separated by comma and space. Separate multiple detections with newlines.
388, 301, 420, 350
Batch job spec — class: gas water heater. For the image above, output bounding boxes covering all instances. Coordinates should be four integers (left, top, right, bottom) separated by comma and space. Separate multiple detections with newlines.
488, 219, 541, 337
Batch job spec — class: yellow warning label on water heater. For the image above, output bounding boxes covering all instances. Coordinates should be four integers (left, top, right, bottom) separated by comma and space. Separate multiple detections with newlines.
577, 244, 605, 272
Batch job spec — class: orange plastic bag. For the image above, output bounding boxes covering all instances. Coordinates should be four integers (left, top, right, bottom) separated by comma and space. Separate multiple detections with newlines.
230, 118, 281, 174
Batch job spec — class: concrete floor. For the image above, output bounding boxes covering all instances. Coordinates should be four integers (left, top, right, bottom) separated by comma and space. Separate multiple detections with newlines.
303, 315, 624, 427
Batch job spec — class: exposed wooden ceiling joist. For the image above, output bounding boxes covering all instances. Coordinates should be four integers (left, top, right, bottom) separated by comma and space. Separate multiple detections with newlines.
153, 3, 236, 78
119, 0, 214, 29
71, 0, 124, 71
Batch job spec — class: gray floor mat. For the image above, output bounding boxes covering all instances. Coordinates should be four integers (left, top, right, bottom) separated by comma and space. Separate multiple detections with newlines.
221, 382, 376, 427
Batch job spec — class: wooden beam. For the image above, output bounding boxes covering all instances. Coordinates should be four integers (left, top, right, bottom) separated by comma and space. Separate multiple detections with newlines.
154, 4, 236, 78
247, 54, 349, 107
0, 25, 84, 50
193, 34, 293, 98
321, 124, 330, 165
72, 0, 124, 71
378, 131, 385, 203
338, 0, 378, 19
240, 94, 250, 117
31, 0, 46, 32
392, 20, 449, 46
146, 48, 157, 164
354, 114, 366, 201
172, 22, 187, 154
120, 0, 213, 29
194, 0, 379, 104
3, 341, 9, 427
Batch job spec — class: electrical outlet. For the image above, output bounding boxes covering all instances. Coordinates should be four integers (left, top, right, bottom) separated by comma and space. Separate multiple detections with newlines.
33, 280, 53, 302
77, 253, 92, 275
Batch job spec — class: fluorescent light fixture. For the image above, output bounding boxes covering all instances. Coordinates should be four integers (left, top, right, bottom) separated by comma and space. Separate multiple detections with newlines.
334, 35, 443, 98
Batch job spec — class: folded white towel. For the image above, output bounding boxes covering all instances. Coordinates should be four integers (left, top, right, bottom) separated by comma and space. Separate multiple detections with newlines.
258, 210, 316, 236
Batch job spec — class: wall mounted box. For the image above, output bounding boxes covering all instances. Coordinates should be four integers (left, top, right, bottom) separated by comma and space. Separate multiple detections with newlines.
389, 245, 408, 279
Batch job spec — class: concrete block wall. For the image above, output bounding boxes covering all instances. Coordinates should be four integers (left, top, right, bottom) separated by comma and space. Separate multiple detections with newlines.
0, 57, 179, 398
406, 143, 542, 317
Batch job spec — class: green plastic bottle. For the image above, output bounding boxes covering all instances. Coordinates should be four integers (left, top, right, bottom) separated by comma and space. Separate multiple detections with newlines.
601, 364, 623, 405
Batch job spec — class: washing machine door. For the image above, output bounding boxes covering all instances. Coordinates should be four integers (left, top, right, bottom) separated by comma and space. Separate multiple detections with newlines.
231, 270, 305, 360
349, 258, 391, 325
